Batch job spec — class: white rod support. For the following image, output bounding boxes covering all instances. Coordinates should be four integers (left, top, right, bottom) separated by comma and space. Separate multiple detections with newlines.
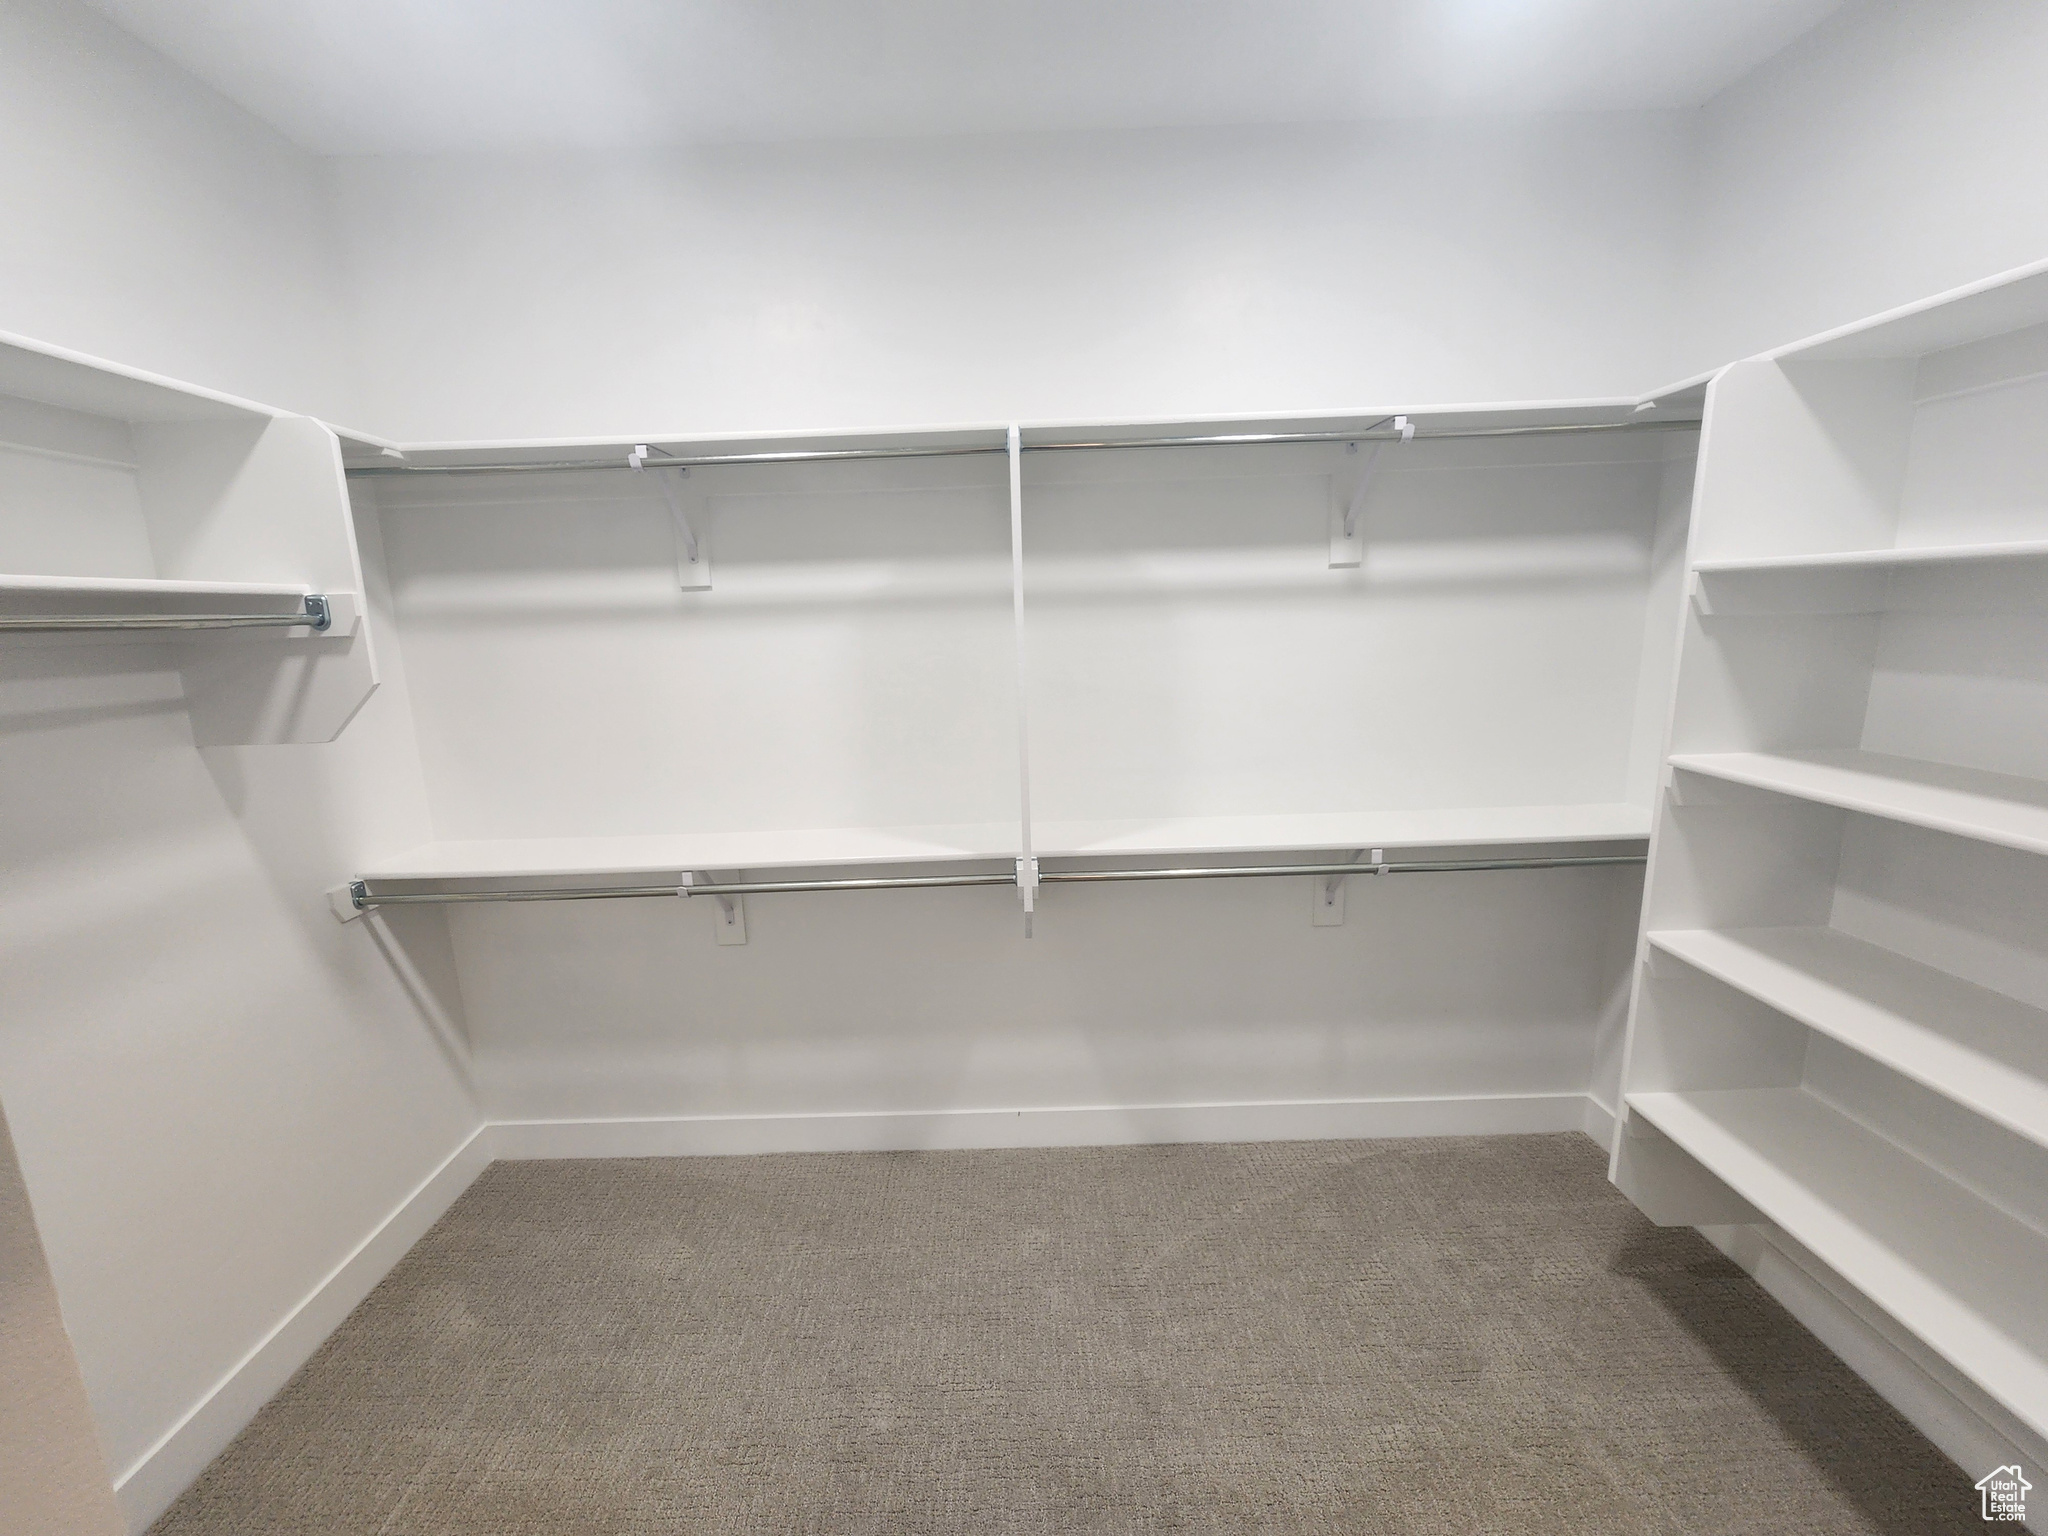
1008, 423, 1037, 928
632, 444, 709, 588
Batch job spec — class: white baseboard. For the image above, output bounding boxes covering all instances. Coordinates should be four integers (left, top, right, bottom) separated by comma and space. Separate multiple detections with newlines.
112, 1127, 496, 1535
1707, 1223, 2046, 1530
1579, 1093, 1618, 1150
483, 1092, 1593, 1160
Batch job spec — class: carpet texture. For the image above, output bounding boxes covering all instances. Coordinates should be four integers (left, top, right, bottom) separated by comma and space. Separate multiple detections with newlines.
150, 1135, 1975, 1534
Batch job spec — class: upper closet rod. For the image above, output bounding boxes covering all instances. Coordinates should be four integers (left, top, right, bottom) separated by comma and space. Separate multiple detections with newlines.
0, 594, 332, 633
343, 418, 1698, 477
347, 851, 1645, 911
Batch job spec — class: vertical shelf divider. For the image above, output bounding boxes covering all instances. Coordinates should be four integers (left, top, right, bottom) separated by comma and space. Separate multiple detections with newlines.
1008, 423, 1038, 934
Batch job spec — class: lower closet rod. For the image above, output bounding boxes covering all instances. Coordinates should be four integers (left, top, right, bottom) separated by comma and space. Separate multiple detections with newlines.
0, 595, 332, 633
348, 853, 1644, 910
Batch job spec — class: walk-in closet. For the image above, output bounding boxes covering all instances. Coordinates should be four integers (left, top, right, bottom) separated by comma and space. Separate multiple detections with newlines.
3, 1, 2045, 1531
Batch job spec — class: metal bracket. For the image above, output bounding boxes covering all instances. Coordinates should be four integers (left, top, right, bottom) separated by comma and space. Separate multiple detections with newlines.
1330, 418, 1410, 568
328, 879, 370, 923
630, 445, 711, 590
1313, 847, 1386, 926
683, 871, 747, 942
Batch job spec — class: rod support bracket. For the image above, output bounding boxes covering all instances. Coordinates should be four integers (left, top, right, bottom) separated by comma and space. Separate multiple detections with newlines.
631, 445, 711, 590
328, 879, 371, 923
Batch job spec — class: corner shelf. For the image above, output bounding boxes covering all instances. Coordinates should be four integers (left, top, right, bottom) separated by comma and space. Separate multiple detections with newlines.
1649, 927, 2048, 1152
1626, 1086, 2048, 1443
1667, 749, 2048, 856
0, 330, 379, 744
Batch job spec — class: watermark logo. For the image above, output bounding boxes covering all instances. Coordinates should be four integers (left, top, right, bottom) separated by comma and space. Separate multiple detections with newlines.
1976, 1464, 2030, 1523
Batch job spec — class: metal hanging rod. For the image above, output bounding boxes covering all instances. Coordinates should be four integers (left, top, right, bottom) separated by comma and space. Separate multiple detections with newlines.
0, 594, 331, 634
343, 418, 1699, 478
346, 852, 1643, 911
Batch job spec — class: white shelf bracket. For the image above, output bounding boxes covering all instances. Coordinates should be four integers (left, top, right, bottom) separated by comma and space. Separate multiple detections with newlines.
1313, 847, 1385, 926
683, 871, 747, 943
631, 445, 711, 591
1330, 418, 1410, 568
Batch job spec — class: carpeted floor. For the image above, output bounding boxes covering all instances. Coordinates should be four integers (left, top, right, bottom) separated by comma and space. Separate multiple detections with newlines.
150, 1135, 1974, 1534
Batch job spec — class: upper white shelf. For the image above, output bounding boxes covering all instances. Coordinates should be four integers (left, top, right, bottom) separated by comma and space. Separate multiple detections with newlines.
1770, 256, 2048, 364
1669, 749, 2048, 856
1035, 804, 1649, 861
361, 825, 1024, 883
0, 329, 274, 425
1693, 539, 2048, 575
1649, 926, 2048, 1152
1690, 541, 2048, 616
1627, 1085, 2048, 1442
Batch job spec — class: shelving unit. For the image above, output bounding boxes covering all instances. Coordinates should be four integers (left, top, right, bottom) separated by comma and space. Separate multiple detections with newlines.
341, 394, 1697, 913
1611, 263, 2048, 1455
0, 333, 376, 744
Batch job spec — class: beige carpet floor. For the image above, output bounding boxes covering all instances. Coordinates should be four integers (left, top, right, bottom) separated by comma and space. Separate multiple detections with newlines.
150, 1135, 1974, 1534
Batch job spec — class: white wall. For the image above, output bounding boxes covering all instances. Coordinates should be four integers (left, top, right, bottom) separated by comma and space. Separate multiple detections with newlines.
1679, 0, 2048, 374
329, 113, 1696, 442
0, 472, 479, 1526
0, 1099, 123, 1536
0, 0, 358, 424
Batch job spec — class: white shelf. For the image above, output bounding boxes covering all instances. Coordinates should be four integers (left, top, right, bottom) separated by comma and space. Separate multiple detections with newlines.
363, 805, 1650, 885
1033, 804, 1650, 860
1693, 539, 2048, 575
1649, 927, 2048, 1151
362, 824, 1024, 882
1668, 749, 2048, 856
0, 574, 315, 597
1627, 1086, 2048, 1441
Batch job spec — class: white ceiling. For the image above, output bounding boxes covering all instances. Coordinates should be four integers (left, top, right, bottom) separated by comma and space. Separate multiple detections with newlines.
86, 0, 1850, 156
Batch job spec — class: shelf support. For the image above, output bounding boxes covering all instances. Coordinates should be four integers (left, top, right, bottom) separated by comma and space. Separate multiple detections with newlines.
630, 445, 711, 590
1330, 417, 1411, 568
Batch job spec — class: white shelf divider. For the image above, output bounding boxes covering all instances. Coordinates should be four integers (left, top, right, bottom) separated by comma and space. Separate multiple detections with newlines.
1649, 927, 2048, 1152
1627, 1086, 2048, 1444
1668, 749, 2048, 856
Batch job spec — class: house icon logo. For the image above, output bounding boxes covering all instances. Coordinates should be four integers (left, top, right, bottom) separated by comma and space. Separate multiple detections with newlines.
1976, 1464, 2030, 1522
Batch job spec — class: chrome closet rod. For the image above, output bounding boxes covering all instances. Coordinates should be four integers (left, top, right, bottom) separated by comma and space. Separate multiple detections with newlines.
0, 595, 331, 633
347, 853, 1644, 910
342, 418, 1699, 477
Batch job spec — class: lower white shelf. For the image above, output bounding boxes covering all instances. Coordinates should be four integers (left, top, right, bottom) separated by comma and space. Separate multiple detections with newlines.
1649, 927, 2048, 1153
1669, 749, 2048, 856
1034, 803, 1650, 860
363, 805, 1650, 885
1627, 1086, 2048, 1441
